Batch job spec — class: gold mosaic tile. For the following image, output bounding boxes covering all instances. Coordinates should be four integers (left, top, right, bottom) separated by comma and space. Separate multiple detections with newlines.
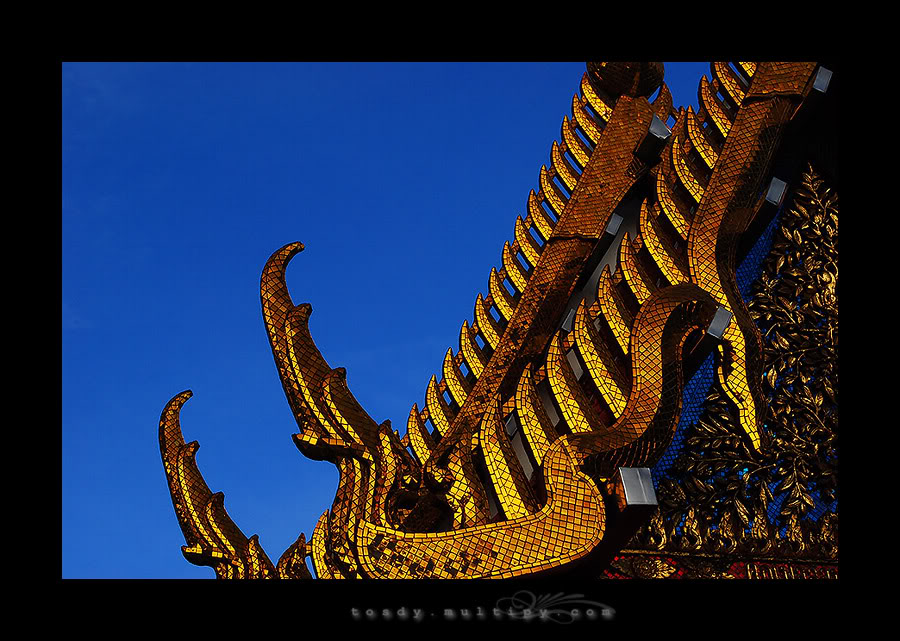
160, 61, 829, 580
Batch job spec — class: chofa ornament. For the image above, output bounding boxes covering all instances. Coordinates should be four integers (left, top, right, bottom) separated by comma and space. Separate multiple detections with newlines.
159, 61, 836, 579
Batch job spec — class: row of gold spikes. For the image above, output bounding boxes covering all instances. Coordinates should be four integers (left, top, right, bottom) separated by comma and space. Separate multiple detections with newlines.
474, 63, 759, 517
580, 64, 734, 410
653, 60, 756, 247
405, 71, 616, 463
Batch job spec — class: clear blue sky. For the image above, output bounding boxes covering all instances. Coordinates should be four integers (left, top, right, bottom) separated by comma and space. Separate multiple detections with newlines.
62, 62, 711, 578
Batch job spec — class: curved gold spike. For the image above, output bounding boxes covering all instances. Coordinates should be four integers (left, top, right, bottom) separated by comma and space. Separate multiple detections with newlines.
277, 533, 317, 579
580, 72, 613, 124
160, 391, 279, 579
672, 133, 705, 204
596, 266, 632, 355
276, 533, 314, 579
561, 115, 591, 168
699, 75, 732, 139
474, 293, 501, 349
639, 199, 688, 286
479, 396, 538, 519
426, 375, 452, 437
651, 82, 674, 121
572, 93, 602, 145
656, 169, 690, 241
514, 215, 541, 268
714, 61, 746, 106
514, 364, 557, 466
539, 165, 568, 218
261, 243, 360, 446
459, 320, 486, 378
502, 240, 529, 293
261, 243, 328, 439
489, 267, 515, 321
261, 243, 380, 461
546, 332, 602, 434
737, 61, 757, 80
551, 141, 579, 192
406, 403, 435, 464
686, 105, 718, 170
443, 348, 470, 406
244, 536, 271, 578
528, 189, 556, 240
619, 231, 654, 305
573, 300, 628, 418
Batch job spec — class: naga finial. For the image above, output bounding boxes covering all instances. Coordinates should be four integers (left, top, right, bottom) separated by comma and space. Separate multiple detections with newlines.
159, 61, 836, 580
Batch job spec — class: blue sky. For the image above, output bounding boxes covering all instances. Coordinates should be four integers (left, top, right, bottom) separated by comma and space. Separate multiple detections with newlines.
62, 62, 711, 578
